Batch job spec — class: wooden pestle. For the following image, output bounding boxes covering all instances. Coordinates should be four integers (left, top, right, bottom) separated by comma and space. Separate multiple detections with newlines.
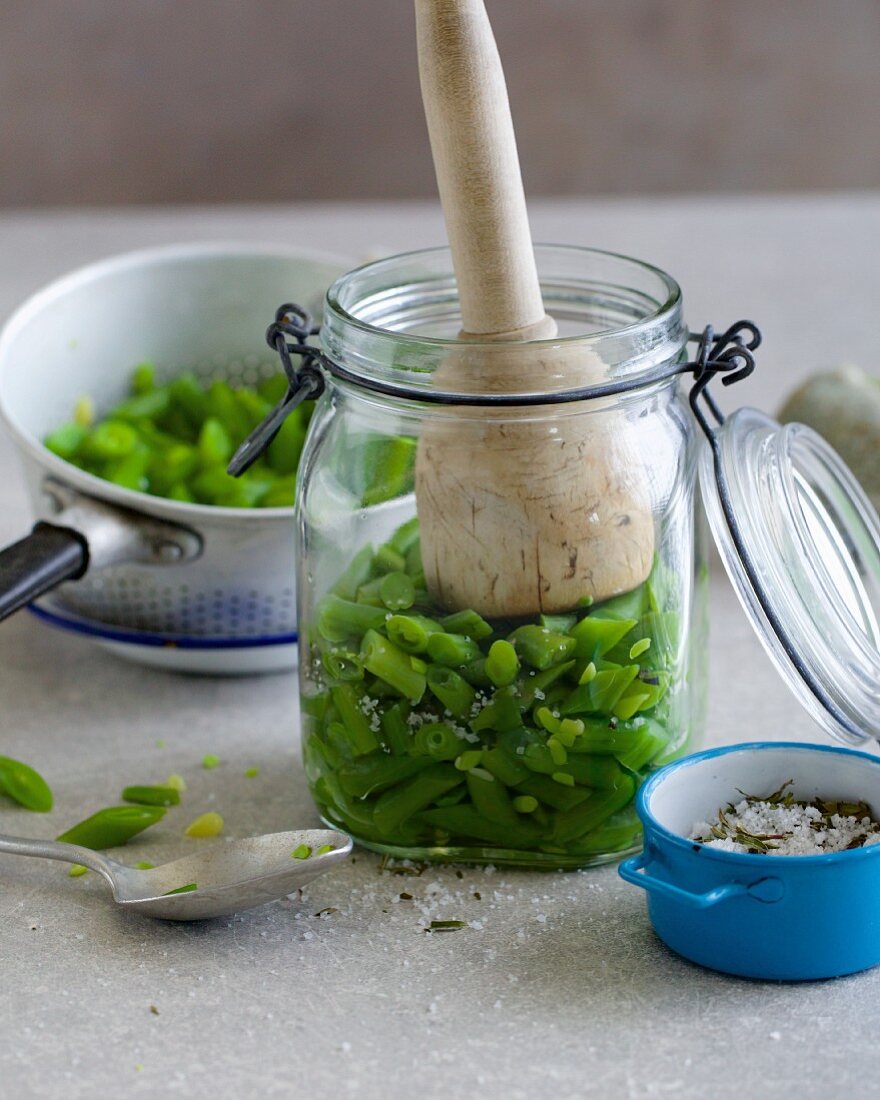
413, 0, 654, 617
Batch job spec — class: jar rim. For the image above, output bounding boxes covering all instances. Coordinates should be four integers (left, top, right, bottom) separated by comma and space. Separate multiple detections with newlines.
321, 244, 687, 401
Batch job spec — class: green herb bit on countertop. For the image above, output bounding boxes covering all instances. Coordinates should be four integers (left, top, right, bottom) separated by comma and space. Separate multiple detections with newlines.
68, 864, 88, 877
291, 844, 312, 860
162, 883, 198, 895
201, 754, 221, 770
424, 920, 466, 933
244, 767, 260, 778
166, 774, 186, 792
691, 781, 880, 855
0, 756, 53, 813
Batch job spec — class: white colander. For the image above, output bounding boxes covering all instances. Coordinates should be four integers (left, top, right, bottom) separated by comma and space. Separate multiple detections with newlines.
0, 243, 349, 673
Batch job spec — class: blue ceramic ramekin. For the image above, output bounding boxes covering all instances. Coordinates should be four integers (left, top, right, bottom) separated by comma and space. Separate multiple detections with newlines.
619, 742, 880, 980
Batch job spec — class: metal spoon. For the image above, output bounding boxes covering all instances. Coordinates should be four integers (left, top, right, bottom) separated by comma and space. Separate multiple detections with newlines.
0, 828, 352, 920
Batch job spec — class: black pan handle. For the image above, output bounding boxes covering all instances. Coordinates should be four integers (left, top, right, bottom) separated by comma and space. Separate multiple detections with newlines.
0, 522, 89, 623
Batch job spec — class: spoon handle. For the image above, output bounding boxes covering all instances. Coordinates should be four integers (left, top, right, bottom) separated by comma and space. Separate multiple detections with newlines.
0, 833, 119, 884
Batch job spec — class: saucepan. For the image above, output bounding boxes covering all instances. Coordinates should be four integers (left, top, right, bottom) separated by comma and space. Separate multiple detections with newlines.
0, 243, 348, 674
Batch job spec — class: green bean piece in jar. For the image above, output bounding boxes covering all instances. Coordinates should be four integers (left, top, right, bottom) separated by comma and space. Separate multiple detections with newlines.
301, 517, 691, 868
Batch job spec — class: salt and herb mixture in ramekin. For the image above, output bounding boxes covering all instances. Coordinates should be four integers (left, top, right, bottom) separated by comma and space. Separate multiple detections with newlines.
691, 781, 880, 855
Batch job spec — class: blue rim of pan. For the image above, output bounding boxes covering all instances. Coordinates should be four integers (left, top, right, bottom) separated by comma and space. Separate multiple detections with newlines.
27, 603, 298, 650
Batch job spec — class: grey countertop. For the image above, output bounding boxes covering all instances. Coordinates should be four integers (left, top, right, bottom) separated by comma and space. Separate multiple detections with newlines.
0, 197, 877, 1100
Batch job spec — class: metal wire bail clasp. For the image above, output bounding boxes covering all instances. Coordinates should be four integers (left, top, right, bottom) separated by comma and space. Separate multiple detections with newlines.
686, 321, 762, 442
227, 303, 327, 477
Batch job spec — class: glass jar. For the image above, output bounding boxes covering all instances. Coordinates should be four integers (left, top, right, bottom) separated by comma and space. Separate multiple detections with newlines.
297, 245, 708, 868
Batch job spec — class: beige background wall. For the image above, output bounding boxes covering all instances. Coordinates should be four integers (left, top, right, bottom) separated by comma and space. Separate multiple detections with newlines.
3, 0, 879, 206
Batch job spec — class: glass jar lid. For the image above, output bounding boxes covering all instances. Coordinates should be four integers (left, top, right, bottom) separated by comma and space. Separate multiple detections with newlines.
700, 405, 880, 746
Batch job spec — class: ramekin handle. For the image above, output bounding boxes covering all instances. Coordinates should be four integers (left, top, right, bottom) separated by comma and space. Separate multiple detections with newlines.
619, 851, 784, 907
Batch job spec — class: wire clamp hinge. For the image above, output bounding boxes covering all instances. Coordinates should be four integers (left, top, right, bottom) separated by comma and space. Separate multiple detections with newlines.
227, 303, 327, 477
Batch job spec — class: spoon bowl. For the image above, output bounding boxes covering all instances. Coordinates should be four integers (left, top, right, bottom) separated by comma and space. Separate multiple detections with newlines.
0, 828, 351, 920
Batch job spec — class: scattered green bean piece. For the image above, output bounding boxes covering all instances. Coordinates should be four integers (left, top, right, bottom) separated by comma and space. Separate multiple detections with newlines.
122, 785, 181, 807
202, 754, 221, 770
0, 756, 53, 812
57, 806, 166, 849
185, 812, 223, 838
68, 864, 89, 878
291, 844, 312, 860
164, 883, 198, 895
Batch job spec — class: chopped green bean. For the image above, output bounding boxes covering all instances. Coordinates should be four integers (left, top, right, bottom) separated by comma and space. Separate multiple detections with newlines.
330, 683, 380, 756
184, 812, 224, 838
122, 785, 181, 807
378, 572, 416, 611
426, 632, 482, 668
45, 422, 88, 460
317, 595, 389, 642
440, 609, 493, 640
485, 639, 519, 687
374, 545, 407, 575
426, 666, 476, 718
361, 630, 426, 703
337, 753, 432, 797
508, 625, 576, 670
386, 614, 444, 654
569, 616, 637, 659
0, 756, 53, 812
414, 723, 465, 761
57, 806, 165, 849
373, 764, 463, 835
304, 516, 682, 863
